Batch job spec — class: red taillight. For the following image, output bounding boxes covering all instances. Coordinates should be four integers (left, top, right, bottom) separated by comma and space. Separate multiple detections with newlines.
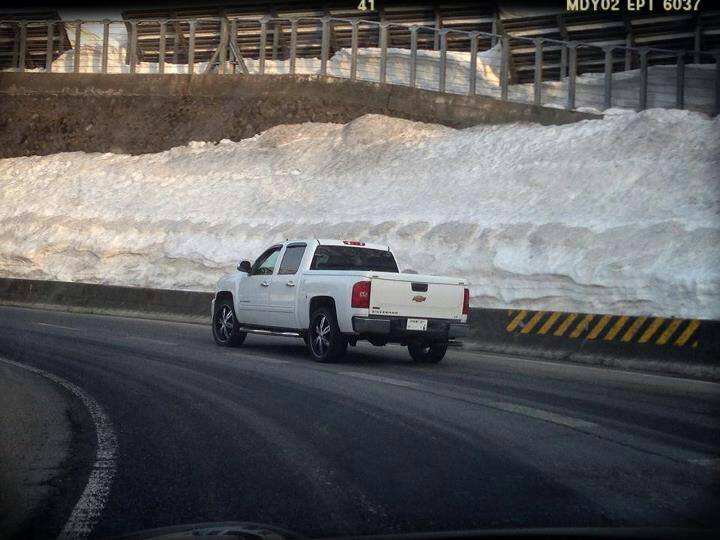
352, 281, 371, 309
343, 240, 365, 246
462, 288, 470, 315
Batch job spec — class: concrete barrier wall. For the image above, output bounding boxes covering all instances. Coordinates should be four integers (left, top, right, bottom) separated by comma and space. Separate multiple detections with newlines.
0, 277, 211, 324
0, 73, 598, 158
2, 277, 718, 379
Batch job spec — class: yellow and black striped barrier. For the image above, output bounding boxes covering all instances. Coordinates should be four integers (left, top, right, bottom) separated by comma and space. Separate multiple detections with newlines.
464, 306, 718, 368
505, 310, 702, 348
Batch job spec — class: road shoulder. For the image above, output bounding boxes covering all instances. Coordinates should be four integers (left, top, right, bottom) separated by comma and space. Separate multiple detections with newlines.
0, 360, 94, 539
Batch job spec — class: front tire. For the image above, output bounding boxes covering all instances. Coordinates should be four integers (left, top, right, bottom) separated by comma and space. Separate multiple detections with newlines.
308, 307, 348, 363
408, 342, 448, 363
212, 299, 247, 347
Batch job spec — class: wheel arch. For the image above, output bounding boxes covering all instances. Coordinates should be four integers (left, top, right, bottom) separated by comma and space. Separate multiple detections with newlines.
309, 296, 337, 321
215, 290, 234, 306
215, 290, 235, 316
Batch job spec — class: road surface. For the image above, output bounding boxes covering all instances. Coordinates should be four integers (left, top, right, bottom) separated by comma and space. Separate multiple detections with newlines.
0, 305, 718, 539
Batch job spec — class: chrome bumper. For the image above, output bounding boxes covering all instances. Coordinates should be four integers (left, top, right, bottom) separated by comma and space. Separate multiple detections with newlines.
352, 316, 468, 339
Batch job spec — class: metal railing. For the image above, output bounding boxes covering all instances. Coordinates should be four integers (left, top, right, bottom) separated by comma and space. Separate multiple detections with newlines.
2, 16, 718, 115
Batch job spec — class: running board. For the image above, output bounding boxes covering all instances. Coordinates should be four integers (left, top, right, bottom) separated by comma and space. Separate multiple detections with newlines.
237, 327, 302, 338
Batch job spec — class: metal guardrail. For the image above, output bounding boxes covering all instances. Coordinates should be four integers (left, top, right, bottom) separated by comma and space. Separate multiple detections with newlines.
2, 16, 719, 114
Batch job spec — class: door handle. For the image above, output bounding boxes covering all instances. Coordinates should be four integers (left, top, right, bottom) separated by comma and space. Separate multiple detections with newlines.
260, 281, 270, 287
286, 281, 296, 287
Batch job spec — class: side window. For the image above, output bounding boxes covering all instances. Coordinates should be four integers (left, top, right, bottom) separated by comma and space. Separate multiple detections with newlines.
278, 245, 306, 275
250, 247, 281, 276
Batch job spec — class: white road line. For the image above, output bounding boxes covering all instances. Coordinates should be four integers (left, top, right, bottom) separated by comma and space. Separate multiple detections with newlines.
246, 356, 290, 364
487, 401, 598, 429
123, 336, 177, 346
688, 458, 720, 469
35, 322, 79, 331
339, 371, 419, 388
241, 354, 290, 364
0, 357, 118, 540
222, 352, 290, 364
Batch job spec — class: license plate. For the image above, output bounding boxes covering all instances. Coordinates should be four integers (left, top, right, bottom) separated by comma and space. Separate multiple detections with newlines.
406, 318, 428, 331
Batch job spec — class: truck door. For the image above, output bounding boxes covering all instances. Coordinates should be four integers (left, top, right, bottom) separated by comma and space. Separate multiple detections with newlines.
235, 245, 281, 325
267, 243, 306, 329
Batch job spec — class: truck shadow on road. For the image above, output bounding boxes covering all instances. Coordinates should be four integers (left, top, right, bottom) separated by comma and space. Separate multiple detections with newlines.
235, 338, 448, 369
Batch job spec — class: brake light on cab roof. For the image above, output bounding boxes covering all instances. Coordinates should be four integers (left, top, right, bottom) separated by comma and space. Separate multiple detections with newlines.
343, 240, 365, 246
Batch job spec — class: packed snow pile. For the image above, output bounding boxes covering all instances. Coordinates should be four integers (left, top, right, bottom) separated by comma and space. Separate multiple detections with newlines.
1, 110, 719, 318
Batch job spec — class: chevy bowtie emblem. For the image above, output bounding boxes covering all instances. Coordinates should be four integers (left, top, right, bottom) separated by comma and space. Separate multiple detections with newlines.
412, 295, 426, 302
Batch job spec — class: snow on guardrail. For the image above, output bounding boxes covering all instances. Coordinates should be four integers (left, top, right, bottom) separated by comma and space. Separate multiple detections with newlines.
17, 32, 716, 116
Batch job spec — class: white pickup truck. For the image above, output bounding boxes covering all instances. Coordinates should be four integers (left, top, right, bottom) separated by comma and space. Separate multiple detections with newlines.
212, 239, 469, 363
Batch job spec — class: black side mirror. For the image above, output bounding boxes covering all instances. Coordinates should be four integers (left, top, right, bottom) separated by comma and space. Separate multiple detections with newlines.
237, 260, 252, 273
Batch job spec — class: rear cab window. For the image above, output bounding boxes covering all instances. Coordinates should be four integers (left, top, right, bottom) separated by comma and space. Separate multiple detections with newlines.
310, 246, 399, 273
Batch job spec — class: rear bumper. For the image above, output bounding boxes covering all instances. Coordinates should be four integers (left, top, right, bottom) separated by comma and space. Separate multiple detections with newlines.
352, 316, 468, 342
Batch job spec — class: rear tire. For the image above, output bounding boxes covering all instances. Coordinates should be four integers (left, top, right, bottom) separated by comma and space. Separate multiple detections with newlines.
408, 342, 447, 363
212, 298, 247, 347
308, 307, 348, 363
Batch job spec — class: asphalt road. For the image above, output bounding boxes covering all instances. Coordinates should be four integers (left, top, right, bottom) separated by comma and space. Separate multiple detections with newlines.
0, 305, 718, 539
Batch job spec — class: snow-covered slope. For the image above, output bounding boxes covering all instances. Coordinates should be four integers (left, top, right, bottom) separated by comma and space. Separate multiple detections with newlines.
1, 110, 719, 318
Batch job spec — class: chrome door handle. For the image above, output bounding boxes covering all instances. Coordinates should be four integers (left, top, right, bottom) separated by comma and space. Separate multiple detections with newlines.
260, 281, 270, 287
286, 281, 296, 287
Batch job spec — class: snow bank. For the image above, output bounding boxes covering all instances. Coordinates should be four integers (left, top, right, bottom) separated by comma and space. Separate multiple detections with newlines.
2, 110, 719, 318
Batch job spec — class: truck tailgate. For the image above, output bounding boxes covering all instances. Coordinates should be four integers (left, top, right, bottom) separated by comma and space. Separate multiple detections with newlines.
369, 275, 464, 320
